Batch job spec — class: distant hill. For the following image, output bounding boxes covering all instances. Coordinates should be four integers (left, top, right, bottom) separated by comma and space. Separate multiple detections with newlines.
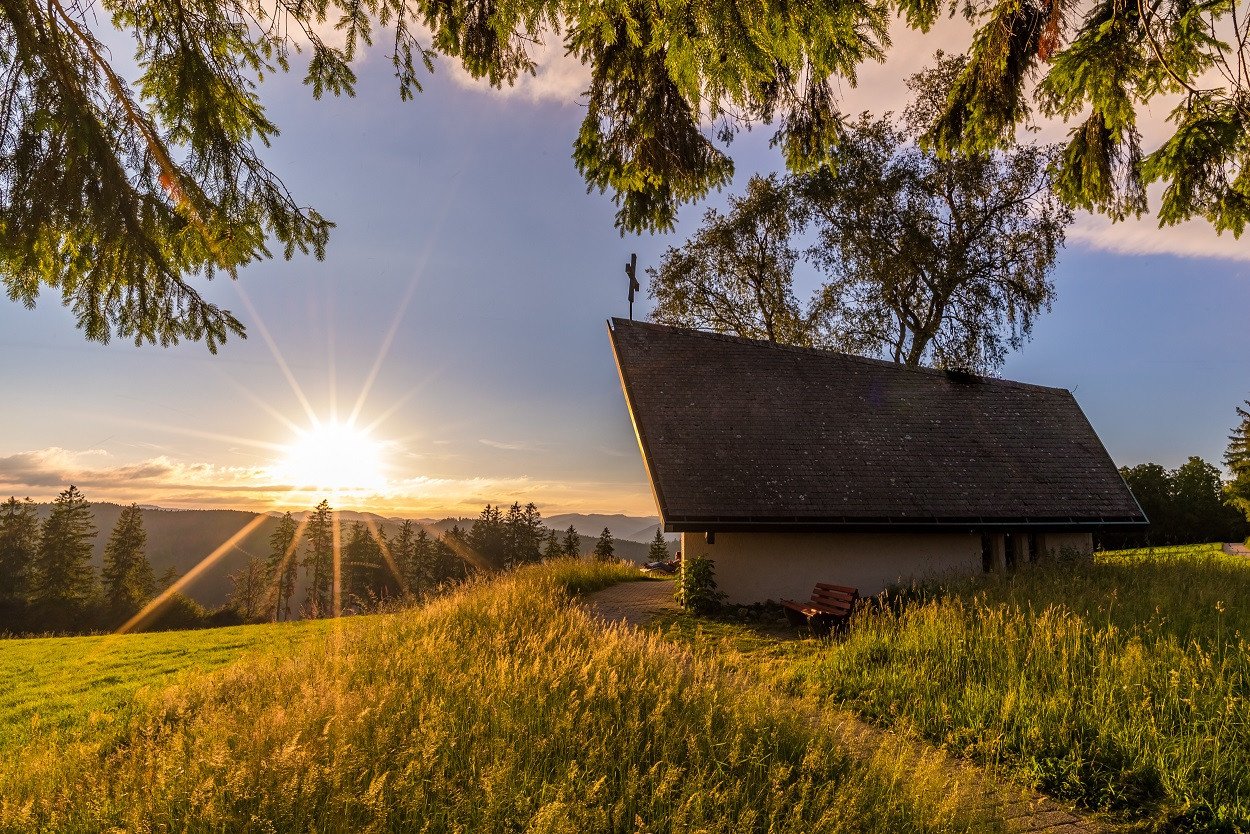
543, 513, 678, 543
19, 503, 670, 608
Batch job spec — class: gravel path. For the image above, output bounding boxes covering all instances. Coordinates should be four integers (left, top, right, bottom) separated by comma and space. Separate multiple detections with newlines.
583, 578, 679, 627
581, 580, 1108, 834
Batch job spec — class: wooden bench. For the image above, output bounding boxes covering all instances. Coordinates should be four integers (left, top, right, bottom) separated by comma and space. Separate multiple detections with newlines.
781, 583, 859, 635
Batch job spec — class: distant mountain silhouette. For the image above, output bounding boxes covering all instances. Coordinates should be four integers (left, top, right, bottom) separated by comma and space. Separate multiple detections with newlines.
543, 513, 678, 542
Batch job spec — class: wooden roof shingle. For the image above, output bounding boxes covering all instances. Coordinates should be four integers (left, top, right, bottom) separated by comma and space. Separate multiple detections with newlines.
608, 318, 1147, 533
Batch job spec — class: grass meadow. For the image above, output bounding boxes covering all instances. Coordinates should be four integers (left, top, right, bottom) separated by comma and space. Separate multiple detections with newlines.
0, 559, 991, 833
0, 619, 336, 753
655, 546, 1250, 832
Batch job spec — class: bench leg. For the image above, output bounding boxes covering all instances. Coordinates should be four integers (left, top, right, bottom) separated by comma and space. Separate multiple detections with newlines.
809, 615, 834, 637
783, 606, 808, 628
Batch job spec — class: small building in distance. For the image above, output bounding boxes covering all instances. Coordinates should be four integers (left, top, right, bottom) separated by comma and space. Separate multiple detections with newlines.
607, 318, 1147, 604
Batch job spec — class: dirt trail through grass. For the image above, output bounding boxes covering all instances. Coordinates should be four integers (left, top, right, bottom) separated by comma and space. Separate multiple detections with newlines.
583, 581, 1107, 834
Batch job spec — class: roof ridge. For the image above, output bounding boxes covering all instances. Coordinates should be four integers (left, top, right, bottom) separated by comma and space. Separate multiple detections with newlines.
608, 318, 1070, 397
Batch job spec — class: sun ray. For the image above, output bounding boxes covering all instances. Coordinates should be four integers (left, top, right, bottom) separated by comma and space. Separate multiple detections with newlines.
358, 370, 442, 436
116, 514, 269, 634
360, 388, 420, 436
422, 521, 494, 573
331, 508, 342, 619
260, 511, 312, 620
362, 516, 408, 594
348, 263, 426, 427
234, 284, 319, 425
325, 283, 338, 426
114, 418, 288, 453
211, 370, 305, 436
347, 164, 462, 427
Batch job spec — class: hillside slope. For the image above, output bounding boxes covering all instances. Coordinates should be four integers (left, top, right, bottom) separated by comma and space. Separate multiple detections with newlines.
0, 563, 987, 833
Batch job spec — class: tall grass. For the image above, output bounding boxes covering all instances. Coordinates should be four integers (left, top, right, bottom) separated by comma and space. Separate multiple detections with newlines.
0, 561, 987, 833
792, 552, 1250, 831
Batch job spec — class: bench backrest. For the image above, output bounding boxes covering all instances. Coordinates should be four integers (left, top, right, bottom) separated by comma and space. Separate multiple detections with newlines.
810, 583, 858, 616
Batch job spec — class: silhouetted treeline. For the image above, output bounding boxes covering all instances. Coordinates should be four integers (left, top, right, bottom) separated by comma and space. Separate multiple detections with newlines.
1, 488, 624, 637
1101, 457, 1250, 549
0, 487, 236, 636
463, 502, 589, 569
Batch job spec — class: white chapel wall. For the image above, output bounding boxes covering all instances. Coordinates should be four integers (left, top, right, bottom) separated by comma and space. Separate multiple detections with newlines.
679, 531, 983, 604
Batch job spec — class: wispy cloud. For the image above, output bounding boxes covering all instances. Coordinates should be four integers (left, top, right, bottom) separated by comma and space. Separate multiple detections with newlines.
0, 447, 654, 516
478, 438, 548, 452
0, 448, 279, 500
1068, 212, 1250, 263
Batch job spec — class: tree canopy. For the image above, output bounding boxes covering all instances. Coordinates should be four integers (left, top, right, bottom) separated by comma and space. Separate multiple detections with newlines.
5, 0, 1247, 348
1109, 457, 1249, 548
650, 56, 1071, 373
920, 0, 1250, 237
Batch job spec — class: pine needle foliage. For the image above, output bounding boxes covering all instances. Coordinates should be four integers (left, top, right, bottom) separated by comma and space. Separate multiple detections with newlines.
101, 503, 154, 626
915, 0, 1250, 236
5, 0, 1250, 351
1226, 400, 1250, 523
0, 0, 895, 348
0, 496, 39, 623
28, 485, 97, 632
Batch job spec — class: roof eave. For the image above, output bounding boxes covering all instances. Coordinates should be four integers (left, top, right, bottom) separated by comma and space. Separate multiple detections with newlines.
607, 318, 669, 524
664, 517, 1149, 534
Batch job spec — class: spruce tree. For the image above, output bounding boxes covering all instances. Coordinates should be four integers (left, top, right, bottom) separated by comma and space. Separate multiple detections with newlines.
562, 525, 582, 559
101, 504, 154, 626
266, 511, 300, 621
302, 500, 334, 618
0, 497, 40, 630
228, 557, 269, 622
1227, 402, 1250, 526
542, 529, 562, 560
156, 566, 181, 592
392, 520, 418, 596
30, 486, 98, 632
343, 521, 384, 609
522, 504, 544, 562
647, 528, 670, 563
411, 527, 434, 596
468, 504, 506, 568
441, 526, 472, 580
592, 528, 615, 562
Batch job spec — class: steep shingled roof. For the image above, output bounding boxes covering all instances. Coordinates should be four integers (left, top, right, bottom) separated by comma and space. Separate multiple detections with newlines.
608, 318, 1146, 533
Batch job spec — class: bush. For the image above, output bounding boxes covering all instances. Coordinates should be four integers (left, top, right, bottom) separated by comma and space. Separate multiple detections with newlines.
145, 593, 210, 632
675, 553, 725, 614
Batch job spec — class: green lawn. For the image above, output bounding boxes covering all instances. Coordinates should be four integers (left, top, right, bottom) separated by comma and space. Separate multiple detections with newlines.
0, 619, 336, 751
1098, 541, 1233, 560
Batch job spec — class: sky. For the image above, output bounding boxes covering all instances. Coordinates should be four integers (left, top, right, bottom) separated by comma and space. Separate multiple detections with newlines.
0, 17, 1247, 519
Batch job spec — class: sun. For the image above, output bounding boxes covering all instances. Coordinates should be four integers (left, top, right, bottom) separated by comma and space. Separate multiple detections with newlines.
274, 420, 388, 493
